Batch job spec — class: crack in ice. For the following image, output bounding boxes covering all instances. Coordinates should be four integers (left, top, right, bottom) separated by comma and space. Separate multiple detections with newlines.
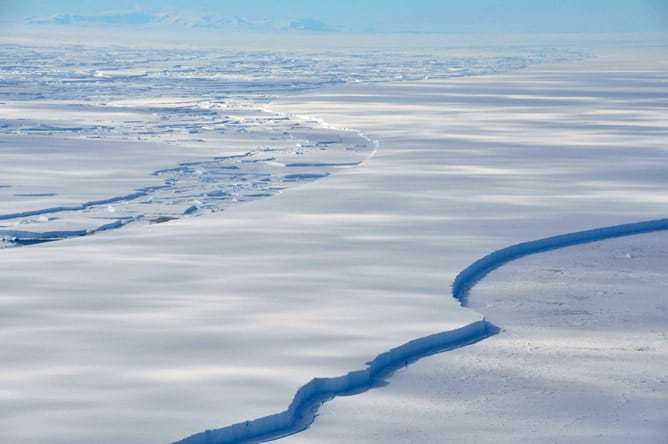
1, 118, 375, 249
175, 218, 668, 444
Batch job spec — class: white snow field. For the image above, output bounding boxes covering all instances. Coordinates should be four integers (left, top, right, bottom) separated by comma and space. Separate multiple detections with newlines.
287, 231, 668, 443
0, 35, 667, 444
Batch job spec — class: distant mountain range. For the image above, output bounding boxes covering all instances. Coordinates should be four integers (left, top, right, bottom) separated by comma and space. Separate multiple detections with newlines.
25, 11, 340, 32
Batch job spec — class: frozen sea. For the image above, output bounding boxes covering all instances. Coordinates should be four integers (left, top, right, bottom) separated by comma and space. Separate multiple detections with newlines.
0, 32, 666, 443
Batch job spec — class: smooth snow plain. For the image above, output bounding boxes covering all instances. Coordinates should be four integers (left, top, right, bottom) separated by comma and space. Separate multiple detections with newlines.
0, 35, 666, 443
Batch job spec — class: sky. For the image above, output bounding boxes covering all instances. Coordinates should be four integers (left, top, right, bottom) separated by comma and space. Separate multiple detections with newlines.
0, 0, 666, 33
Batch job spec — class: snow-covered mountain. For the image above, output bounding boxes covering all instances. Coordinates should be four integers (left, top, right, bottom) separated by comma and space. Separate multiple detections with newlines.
25, 10, 340, 33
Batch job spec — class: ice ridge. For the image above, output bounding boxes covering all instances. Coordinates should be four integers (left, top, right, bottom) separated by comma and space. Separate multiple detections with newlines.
174, 320, 497, 444
1, 219, 132, 245
0, 191, 148, 220
176, 217, 668, 444
453, 218, 668, 305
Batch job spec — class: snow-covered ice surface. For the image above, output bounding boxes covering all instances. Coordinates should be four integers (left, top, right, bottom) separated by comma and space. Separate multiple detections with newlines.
0, 42, 581, 247
0, 34, 667, 443
0, 43, 382, 246
270, 49, 668, 443
287, 231, 668, 443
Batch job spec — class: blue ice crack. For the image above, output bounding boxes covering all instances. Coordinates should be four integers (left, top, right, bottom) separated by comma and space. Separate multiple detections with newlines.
175, 217, 668, 444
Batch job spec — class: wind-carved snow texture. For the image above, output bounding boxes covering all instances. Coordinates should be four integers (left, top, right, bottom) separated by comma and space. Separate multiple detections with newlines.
175, 218, 668, 444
